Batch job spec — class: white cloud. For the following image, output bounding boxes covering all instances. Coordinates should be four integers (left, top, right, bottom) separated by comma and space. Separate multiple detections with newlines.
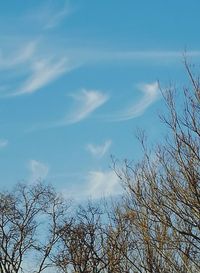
0, 39, 80, 97
28, 160, 49, 183
0, 139, 8, 148
62, 170, 122, 201
110, 81, 160, 121
63, 89, 109, 124
9, 41, 37, 66
44, 2, 72, 30
23, 0, 72, 31
85, 170, 121, 199
0, 41, 37, 69
27, 89, 108, 131
12, 58, 70, 96
86, 140, 112, 158
69, 49, 200, 65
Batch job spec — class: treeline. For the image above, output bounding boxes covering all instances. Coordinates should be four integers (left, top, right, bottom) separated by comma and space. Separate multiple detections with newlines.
0, 63, 199, 273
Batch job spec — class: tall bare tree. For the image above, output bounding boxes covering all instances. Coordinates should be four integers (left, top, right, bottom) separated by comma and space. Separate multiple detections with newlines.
112, 61, 200, 273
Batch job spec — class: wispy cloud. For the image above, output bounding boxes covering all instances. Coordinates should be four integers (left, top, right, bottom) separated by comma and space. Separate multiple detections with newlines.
110, 82, 160, 121
11, 58, 70, 96
44, 1, 72, 30
27, 89, 108, 131
0, 41, 37, 70
103, 50, 200, 61
86, 140, 112, 158
23, 0, 73, 31
28, 159, 49, 183
69, 49, 200, 65
0, 38, 80, 98
0, 139, 8, 149
62, 89, 109, 124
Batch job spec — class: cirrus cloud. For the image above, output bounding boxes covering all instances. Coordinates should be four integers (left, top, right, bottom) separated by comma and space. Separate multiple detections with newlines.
27, 89, 109, 131
0, 139, 8, 149
86, 140, 112, 158
11, 58, 72, 96
109, 81, 160, 121
63, 89, 109, 124
28, 159, 49, 184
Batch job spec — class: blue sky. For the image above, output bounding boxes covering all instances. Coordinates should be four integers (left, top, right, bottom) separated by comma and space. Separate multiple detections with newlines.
0, 0, 199, 199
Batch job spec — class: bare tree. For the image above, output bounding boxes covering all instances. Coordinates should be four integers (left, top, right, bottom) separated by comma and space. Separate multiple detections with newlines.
56, 202, 110, 273
112, 61, 200, 273
0, 183, 70, 273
